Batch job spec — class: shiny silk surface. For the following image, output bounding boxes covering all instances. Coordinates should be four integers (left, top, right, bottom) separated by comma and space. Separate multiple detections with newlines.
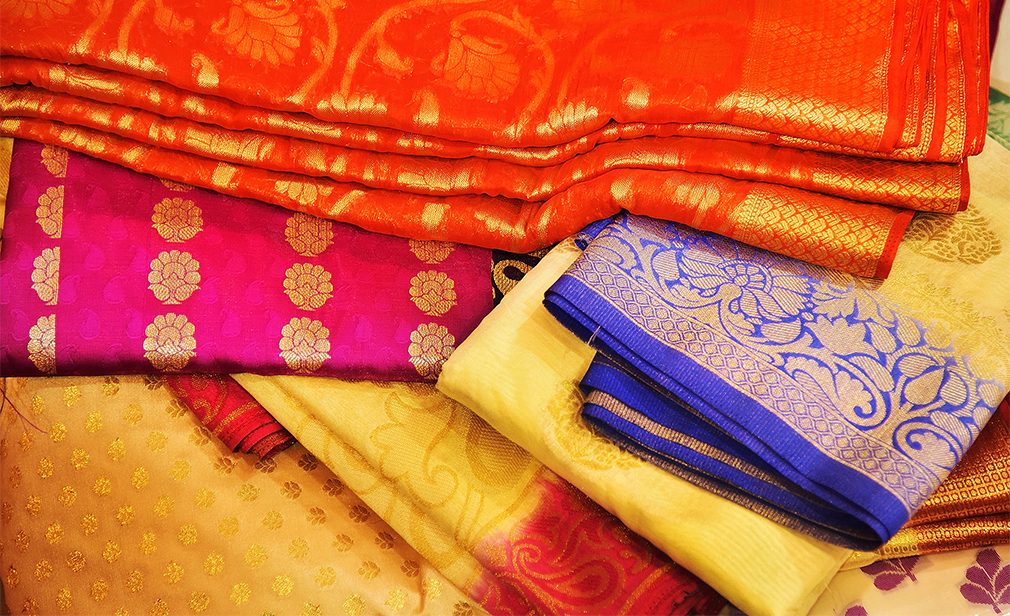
0, 376, 475, 615
164, 375, 294, 460
437, 240, 852, 616
0, 141, 491, 378
233, 376, 725, 616
542, 139, 1010, 549
0, 0, 991, 277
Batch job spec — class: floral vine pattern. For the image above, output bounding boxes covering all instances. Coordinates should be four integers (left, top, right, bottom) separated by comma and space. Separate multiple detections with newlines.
563, 214, 1004, 513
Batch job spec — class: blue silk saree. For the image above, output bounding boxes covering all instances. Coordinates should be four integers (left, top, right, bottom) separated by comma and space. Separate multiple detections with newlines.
544, 212, 1009, 549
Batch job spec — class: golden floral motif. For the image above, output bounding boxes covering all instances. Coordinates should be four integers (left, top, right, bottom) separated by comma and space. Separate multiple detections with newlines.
0, 0, 72, 19
41, 145, 68, 177
437, 29, 520, 101
31, 247, 60, 305
143, 313, 197, 371
408, 239, 455, 264
408, 271, 457, 317
284, 213, 334, 256
283, 263, 333, 310
148, 250, 201, 304
904, 206, 1002, 264
36, 185, 63, 238
152, 198, 203, 242
274, 179, 332, 207
407, 323, 455, 378
279, 317, 331, 372
28, 315, 56, 374
212, 0, 302, 66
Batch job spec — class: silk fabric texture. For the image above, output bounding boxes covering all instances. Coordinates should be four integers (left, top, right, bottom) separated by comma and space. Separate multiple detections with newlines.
541, 136, 1010, 550
232, 375, 725, 615
0, 376, 477, 615
0, 140, 491, 378
0, 0, 991, 278
437, 238, 852, 616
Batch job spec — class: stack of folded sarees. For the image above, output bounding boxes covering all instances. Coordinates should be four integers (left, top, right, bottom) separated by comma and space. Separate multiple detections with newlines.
1, 1, 1007, 616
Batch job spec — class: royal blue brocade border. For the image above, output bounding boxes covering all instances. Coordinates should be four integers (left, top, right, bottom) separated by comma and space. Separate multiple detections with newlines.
544, 213, 1002, 549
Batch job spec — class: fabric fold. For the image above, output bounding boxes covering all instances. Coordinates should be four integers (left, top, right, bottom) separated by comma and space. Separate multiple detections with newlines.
542, 138, 1010, 550
234, 375, 725, 616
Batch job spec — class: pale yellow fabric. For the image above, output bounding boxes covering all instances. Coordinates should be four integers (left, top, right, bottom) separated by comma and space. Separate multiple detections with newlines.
436, 138, 1010, 616
0, 376, 473, 616
436, 238, 849, 616
233, 376, 543, 603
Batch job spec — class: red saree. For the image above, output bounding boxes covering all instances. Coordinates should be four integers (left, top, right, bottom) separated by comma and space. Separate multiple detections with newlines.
0, 0, 990, 277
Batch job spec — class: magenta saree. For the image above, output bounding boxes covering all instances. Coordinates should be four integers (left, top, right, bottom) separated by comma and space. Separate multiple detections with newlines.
0, 140, 492, 378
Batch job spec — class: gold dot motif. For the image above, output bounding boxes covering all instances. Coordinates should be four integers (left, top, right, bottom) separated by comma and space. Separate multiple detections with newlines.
80, 514, 98, 535
31, 247, 60, 305
237, 484, 259, 502
194, 488, 215, 509
69, 448, 89, 470
56, 587, 72, 611
262, 511, 283, 530
131, 467, 149, 489
358, 561, 379, 580
189, 592, 210, 613
122, 404, 143, 425
58, 486, 76, 507
332, 534, 353, 552
139, 532, 157, 555
5, 565, 19, 589
283, 263, 334, 310
408, 239, 455, 264
91, 579, 110, 602
244, 544, 267, 569
36, 185, 64, 238
314, 567, 336, 587
102, 377, 120, 396
115, 505, 135, 526
272, 575, 294, 597
386, 589, 407, 611
163, 561, 184, 584
107, 438, 126, 461
35, 560, 52, 581
230, 582, 251, 605
102, 541, 121, 564
218, 516, 239, 537
285, 212, 333, 256
153, 496, 174, 518
343, 594, 365, 616
288, 537, 309, 559
28, 315, 56, 374
37, 457, 55, 479
168, 459, 190, 481
24, 495, 40, 516
15, 530, 30, 551
177, 523, 198, 545
408, 271, 457, 316
146, 431, 167, 452
63, 386, 81, 407
152, 197, 203, 242
66, 550, 86, 573
84, 410, 103, 433
10, 466, 23, 489
126, 569, 144, 593
148, 250, 201, 304
281, 481, 301, 499
279, 317, 331, 372
92, 477, 111, 496
407, 323, 456, 379
143, 313, 197, 371
203, 553, 224, 576
49, 423, 67, 443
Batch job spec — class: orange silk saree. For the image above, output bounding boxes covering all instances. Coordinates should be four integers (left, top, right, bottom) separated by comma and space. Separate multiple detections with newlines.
0, 0, 990, 277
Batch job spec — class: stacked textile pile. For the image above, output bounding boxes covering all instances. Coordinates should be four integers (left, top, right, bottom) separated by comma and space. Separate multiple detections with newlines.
2, 1, 1008, 616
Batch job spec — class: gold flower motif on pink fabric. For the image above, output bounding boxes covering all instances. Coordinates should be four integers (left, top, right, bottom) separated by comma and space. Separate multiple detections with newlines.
284, 213, 334, 257
31, 247, 60, 305
211, 0, 302, 66
41, 145, 68, 177
36, 185, 63, 238
143, 313, 197, 371
152, 198, 203, 242
408, 239, 455, 264
28, 314, 56, 374
283, 263, 333, 311
408, 271, 457, 317
279, 317, 331, 372
148, 251, 201, 304
0, 0, 72, 19
407, 323, 455, 379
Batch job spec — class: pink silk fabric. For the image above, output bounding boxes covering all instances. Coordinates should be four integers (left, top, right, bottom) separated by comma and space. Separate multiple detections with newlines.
0, 140, 492, 378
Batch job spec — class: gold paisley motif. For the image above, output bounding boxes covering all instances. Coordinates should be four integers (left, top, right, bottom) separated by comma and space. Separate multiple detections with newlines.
152, 198, 203, 242
143, 313, 197, 371
148, 251, 201, 304
278, 317, 331, 372
284, 213, 333, 257
407, 323, 455, 379
408, 239, 454, 264
904, 206, 1002, 264
36, 185, 63, 238
41, 145, 68, 177
283, 263, 333, 311
436, 30, 520, 102
408, 271, 457, 317
31, 247, 60, 305
211, 0, 301, 66
28, 315, 57, 374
